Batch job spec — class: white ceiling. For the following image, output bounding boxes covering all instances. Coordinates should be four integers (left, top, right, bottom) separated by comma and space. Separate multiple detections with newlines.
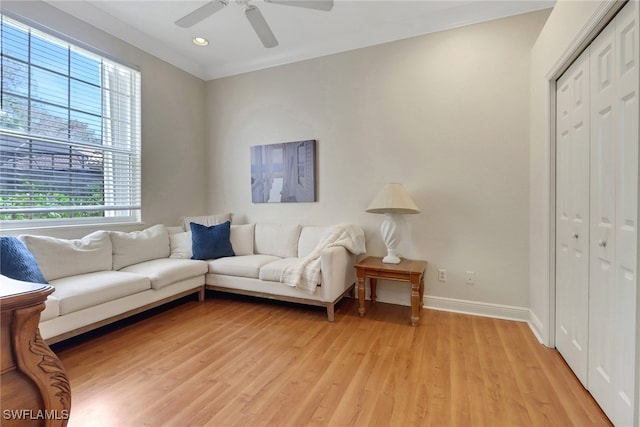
43, 0, 555, 81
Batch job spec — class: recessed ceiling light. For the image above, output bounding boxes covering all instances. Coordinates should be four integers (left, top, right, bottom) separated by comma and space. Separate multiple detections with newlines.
192, 37, 209, 46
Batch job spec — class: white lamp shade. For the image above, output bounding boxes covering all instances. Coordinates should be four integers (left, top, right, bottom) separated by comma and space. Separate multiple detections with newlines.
366, 183, 420, 214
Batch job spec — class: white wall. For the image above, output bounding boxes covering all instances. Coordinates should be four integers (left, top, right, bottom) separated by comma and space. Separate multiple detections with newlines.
529, 0, 617, 345
0, 1, 208, 238
3, 1, 595, 331
205, 10, 550, 311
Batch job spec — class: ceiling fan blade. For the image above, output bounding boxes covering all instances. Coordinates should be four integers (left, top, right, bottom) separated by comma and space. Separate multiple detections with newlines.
264, 0, 333, 12
245, 5, 279, 48
175, 0, 228, 28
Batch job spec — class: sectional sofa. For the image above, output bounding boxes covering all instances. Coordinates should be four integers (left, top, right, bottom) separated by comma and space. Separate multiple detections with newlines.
2, 215, 365, 344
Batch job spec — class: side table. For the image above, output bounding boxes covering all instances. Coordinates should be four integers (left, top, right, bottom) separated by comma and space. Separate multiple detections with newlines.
355, 256, 428, 326
0, 276, 71, 426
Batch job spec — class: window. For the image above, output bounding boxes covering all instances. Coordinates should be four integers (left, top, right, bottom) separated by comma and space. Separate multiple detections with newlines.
0, 14, 141, 228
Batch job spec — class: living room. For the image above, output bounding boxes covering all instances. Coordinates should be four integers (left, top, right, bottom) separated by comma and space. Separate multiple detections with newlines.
0, 0, 638, 426
1, 0, 549, 326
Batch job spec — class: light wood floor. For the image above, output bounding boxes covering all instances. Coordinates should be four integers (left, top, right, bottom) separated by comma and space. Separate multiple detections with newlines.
52, 293, 612, 427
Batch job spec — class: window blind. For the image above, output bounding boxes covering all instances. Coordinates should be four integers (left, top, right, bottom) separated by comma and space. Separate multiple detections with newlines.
0, 15, 141, 226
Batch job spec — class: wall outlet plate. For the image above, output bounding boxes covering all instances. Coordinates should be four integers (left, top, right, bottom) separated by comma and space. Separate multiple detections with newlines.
466, 271, 475, 284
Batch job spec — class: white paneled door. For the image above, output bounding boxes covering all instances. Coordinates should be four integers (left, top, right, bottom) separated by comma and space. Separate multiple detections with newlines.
556, 52, 590, 387
556, 1, 638, 425
611, 3, 638, 425
588, 18, 617, 419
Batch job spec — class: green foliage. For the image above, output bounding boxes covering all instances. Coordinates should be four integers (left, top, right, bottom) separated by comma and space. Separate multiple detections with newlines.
0, 183, 105, 221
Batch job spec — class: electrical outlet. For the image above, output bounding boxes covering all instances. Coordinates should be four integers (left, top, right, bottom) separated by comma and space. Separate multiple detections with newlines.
466, 271, 475, 284
438, 269, 447, 282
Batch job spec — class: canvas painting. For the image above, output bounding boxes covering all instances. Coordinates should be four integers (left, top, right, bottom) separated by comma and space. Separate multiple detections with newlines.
250, 140, 317, 203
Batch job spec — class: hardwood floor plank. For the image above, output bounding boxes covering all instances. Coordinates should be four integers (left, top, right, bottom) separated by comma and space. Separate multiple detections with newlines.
51, 294, 612, 427
449, 314, 474, 426
497, 318, 566, 424
425, 309, 453, 426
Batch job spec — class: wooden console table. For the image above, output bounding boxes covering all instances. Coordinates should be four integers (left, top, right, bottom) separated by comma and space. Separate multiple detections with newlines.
355, 256, 427, 326
0, 277, 71, 426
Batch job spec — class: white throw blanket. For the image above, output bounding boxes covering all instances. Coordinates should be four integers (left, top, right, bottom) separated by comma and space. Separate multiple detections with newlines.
281, 224, 366, 293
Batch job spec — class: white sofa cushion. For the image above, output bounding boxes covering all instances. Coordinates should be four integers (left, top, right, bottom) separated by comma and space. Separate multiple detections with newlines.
258, 257, 300, 282
169, 232, 192, 259
120, 258, 208, 290
181, 212, 232, 231
230, 224, 254, 256
166, 226, 184, 234
298, 226, 328, 258
50, 271, 150, 315
254, 223, 300, 258
41, 295, 59, 321
19, 231, 112, 281
110, 225, 170, 270
208, 255, 280, 279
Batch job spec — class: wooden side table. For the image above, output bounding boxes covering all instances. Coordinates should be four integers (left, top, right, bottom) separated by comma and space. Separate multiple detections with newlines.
0, 277, 71, 426
355, 256, 428, 326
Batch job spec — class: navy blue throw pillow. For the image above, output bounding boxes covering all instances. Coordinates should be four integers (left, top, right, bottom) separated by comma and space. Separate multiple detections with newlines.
190, 221, 235, 260
0, 237, 48, 284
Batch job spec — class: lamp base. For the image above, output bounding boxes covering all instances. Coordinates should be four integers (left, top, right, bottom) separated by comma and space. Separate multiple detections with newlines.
382, 254, 401, 264
380, 214, 402, 264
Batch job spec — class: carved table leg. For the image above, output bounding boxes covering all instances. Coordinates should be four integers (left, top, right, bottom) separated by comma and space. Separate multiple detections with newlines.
357, 269, 366, 317
419, 274, 425, 314
1, 281, 70, 427
14, 304, 71, 427
410, 276, 420, 327
369, 278, 377, 304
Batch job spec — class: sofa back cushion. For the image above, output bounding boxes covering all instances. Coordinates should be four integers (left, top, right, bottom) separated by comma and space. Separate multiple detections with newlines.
230, 224, 255, 256
181, 213, 232, 231
166, 226, 184, 234
254, 223, 300, 258
110, 225, 170, 270
19, 231, 112, 281
169, 232, 192, 259
298, 226, 329, 258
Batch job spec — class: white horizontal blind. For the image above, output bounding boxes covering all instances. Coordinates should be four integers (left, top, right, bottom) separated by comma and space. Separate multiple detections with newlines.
0, 15, 141, 227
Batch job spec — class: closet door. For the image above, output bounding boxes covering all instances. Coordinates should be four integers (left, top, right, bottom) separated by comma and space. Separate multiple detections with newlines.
612, 2, 638, 425
587, 2, 637, 424
555, 52, 590, 386
589, 18, 617, 419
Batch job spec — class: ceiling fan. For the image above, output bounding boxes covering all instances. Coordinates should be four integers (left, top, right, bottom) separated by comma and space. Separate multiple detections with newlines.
175, 0, 334, 48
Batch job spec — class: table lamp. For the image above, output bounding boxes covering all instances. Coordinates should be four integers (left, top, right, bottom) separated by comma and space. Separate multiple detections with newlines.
366, 183, 420, 264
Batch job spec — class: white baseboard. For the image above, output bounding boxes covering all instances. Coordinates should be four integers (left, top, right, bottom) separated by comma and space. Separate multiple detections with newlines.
527, 310, 546, 345
369, 292, 541, 334
422, 295, 529, 322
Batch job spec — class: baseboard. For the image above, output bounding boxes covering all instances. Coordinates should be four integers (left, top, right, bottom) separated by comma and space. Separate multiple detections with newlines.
422, 295, 529, 323
369, 292, 532, 325
361, 293, 550, 346
527, 310, 546, 346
